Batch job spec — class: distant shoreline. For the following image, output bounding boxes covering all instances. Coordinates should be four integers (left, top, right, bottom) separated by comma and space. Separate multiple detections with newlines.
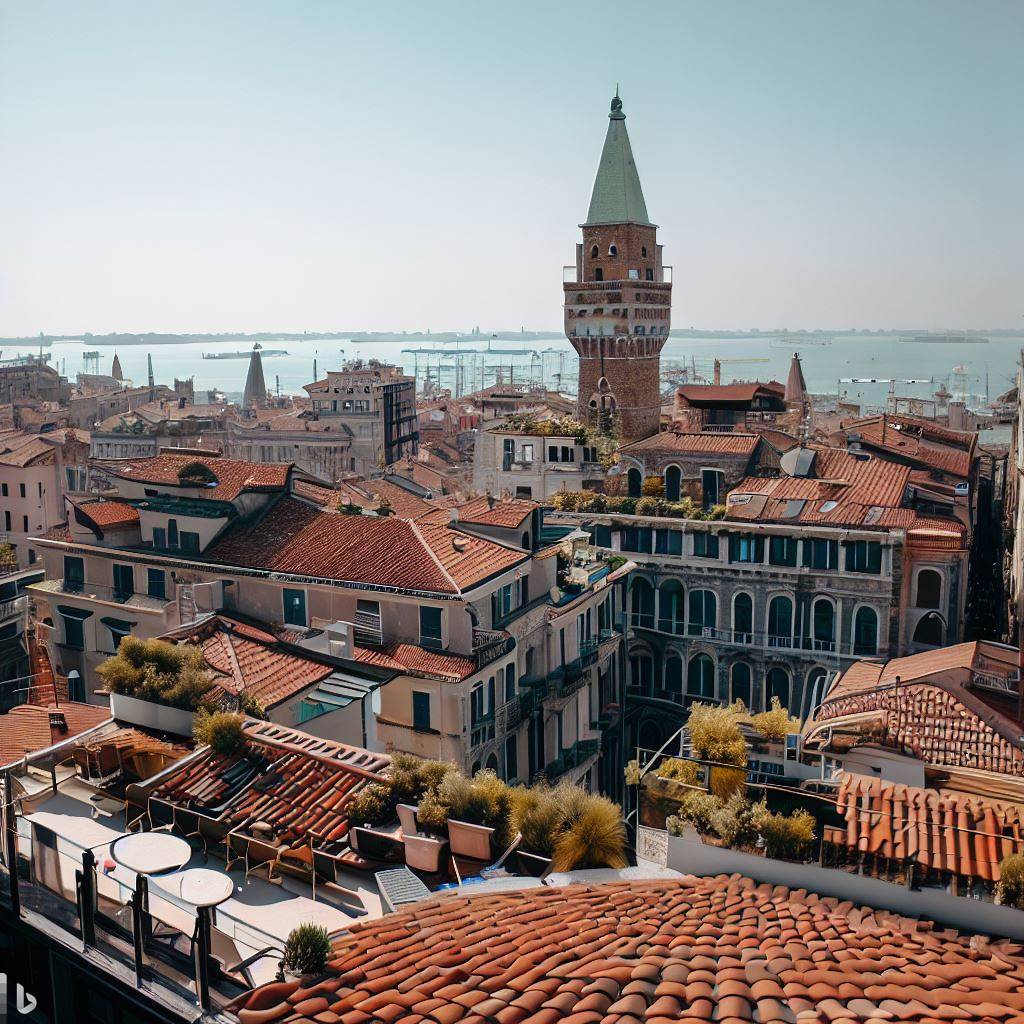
0, 328, 1017, 346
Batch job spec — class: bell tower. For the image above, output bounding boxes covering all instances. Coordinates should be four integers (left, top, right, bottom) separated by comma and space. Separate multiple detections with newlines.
564, 90, 671, 442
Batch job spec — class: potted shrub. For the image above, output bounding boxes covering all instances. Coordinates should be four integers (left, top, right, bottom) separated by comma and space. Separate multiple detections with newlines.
551, 791, 627, 872
996, 853, 1024, 908
282, 923, 331, 982
193, 709, 247, 755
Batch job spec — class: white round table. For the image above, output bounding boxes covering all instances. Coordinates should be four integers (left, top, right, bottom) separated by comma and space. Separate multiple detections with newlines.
111, 832, 193, 876
154, 867, 235, 908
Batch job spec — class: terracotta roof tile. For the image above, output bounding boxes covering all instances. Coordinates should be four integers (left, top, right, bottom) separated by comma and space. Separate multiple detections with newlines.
0, 703, 111, 766
204, 497, 526, 595
165, 615, 335, 709
808, 642, 1024, 776
676, 382, 784, 405
455, 496, 537, 529
147, 720, 389, 853
229, 875, 1024, 1024
75, 500, 140, 529
620, 431, 760, 457
102, 454, 291, 501
832, 772, 1024, 883
352, 642, 478, 682
845, 415, 976, 479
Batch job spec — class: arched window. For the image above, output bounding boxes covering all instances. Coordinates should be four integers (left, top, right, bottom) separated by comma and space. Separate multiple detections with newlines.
767, 596, 793, 647
913, 612, 944, 647
812, 598, 835, 652
687, 590, 717, 636
608, 244, 618, 257
630, 652, 654, 692
731, 662, 752, 708
803, 667, 829, 720
766, 667, 790, 709
664, 464, 681, 502
732, 593, 753, 643
590, 245, 599, 259
485, 752, 499, 773
916, 569, 942, 609
641, 245, 648, 257
658, 579, 685, 634
687, 654, 715, 699
664, 654, 683, 699
627, 467, 642, 498
629, 578, 655, 629
853, 606, 878, 656
594, 267, 603, 282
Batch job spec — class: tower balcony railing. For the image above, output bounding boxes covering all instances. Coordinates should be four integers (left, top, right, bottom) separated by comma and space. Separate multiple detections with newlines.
562, 266, 673, 285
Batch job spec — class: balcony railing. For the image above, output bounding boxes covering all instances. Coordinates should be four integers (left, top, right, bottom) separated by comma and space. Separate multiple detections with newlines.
544, 738, 601, 781
629, 615, 872, 659
43, 579, 171, 609
0, 595, 27, 620
473, 628, 516, 670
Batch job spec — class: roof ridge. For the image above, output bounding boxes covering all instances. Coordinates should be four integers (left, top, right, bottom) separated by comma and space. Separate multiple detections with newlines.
407, 518, 463, 596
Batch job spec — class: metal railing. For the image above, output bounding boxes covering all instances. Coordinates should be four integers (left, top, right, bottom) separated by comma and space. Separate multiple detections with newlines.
0, 595, 27, 620
473, 629, 516, 670
629, 615, 874, 659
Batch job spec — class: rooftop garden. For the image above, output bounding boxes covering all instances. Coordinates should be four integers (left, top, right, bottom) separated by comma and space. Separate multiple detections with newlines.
497, 413, 620, 470
632, 700, 812, 859
349, 753, 627, 873
550, 489, 727, 521
97, 637, 214, 711
0, 543, 18, 573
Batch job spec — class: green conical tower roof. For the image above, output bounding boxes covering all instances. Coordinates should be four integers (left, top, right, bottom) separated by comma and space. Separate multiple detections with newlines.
585, 90, 652, 227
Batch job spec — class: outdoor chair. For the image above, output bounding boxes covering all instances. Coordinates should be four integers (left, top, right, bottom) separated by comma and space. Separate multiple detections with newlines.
402, 832, 448, 875
209, 926, 284, 988
396, 803, 419, 836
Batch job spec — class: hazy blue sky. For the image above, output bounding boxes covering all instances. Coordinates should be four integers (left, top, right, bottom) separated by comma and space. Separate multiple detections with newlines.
1, 0, 1021, 335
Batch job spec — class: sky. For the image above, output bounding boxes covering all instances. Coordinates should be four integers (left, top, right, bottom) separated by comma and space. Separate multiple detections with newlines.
1, 0, 1021, 336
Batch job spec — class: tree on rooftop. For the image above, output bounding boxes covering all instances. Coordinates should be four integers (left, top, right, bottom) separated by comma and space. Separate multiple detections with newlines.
687, 702, 748, 767
752, 696, 802, 742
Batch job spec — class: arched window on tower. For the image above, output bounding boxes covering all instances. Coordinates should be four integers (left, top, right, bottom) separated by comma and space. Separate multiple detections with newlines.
627, 467, 642, 498
641, 246, 648, 257
594, 267, 603, 282
590, 245, 599, 259
608, 244, 618, 257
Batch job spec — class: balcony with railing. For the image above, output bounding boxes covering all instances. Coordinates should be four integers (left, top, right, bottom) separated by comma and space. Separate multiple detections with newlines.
472, 628, 516, 670
28, 578, 174, 615
629, 615, 875, 660
0, 594, 28, 621
544, 738, 602, 781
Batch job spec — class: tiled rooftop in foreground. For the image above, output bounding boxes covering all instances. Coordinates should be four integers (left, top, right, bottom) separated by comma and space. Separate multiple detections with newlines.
231, 873, 1024, 1024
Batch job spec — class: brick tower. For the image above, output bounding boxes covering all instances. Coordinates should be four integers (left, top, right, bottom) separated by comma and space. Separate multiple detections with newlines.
564, 90, 671, 442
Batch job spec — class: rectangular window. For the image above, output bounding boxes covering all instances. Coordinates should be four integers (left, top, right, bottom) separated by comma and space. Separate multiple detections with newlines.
152, 527, 167, 549
802, 538, 839, 570
19, 483, 25, 498
112, 564, 134, 601
693, 532, 719, 558
521, 443, 534, 463
491, 582, 514, 622
1, 483, 6, 496
547, 445, 558, 462
167, 519, 179, 548
355, 599, 382, 644
64, 555, 85, 592
419, 606, 443, 649
147, 569, 166, 601
63, 614, 85, 650
504, 663, 516, 702
769, 535, 798, 567
68, 673, 86, 702
179, 531, 200, 554
728, 533, 764, 564
655, 528, 682, 555
3, 512, 8, 532
593, 524, 612, 547
505, 734, 518, 782
412, 691, 431, 731
283, 588, 307, 627
844, 540, 883, 574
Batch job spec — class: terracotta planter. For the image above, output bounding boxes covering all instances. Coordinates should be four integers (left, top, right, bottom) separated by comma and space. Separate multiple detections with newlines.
447, 819, 493, 861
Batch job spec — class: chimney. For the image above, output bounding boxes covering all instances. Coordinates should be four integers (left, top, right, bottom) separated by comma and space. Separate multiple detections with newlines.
49, 711, 68, 734
486, 491, 496, 510
713, 359, 721, 386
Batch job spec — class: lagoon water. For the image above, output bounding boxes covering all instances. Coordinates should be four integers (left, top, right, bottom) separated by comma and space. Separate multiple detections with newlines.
19, 333, 1024, 421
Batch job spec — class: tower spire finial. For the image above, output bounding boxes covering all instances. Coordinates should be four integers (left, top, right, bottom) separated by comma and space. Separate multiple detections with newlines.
610, 86, 623, 119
